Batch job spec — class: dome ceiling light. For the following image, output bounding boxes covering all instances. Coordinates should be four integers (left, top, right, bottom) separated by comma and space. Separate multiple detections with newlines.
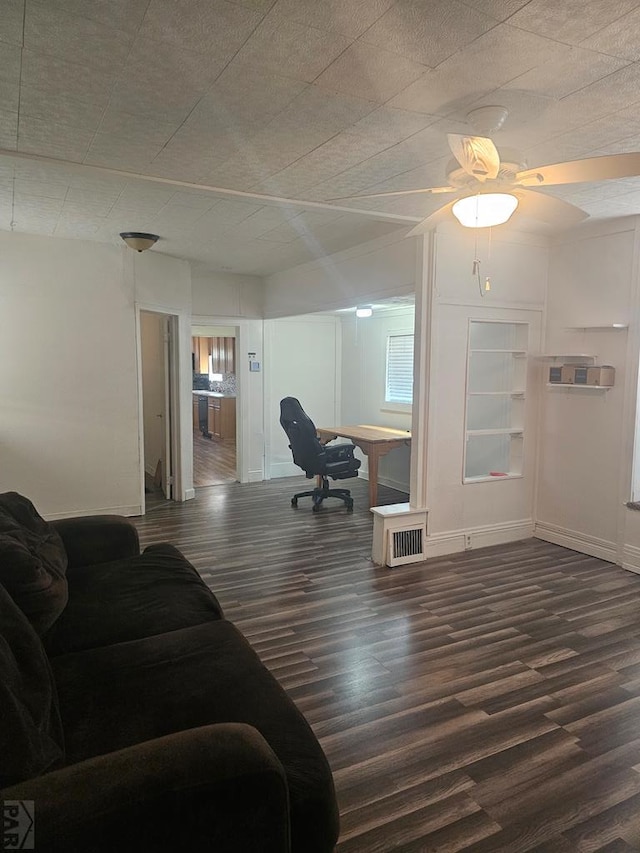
119, 232, 159, 252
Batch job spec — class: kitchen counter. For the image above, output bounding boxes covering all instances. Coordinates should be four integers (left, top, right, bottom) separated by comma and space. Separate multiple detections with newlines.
192, 390, 236, 398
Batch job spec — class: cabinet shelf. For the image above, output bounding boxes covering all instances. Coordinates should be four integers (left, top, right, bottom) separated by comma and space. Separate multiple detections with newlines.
468, 390, 525, 397
464, 473, 523, 483
470, 348, 527, 355
467, 428, 524, 436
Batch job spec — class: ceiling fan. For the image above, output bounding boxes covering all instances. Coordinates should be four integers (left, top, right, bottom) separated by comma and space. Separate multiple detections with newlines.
332, 106, 640, 235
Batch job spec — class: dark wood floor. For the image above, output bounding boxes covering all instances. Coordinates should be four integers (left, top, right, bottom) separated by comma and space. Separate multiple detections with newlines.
193, 428, 236, 486
134, 477, 640, 852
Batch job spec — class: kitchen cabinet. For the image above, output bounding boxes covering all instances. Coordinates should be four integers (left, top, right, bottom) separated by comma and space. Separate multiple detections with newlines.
192, 336, 235, 375
207, 397, 236, 441
193, 397, 199, 430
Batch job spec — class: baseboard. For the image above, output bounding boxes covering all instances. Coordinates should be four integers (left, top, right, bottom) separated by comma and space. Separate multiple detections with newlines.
376, 473, 410, 494
268, 462, 300, 479
185, 488, 196, 501
533, 521, 617, 563
45, 504, 143, 520
423, 519, 535, 559
621, 544, 640, 574
248, 468, 264, 483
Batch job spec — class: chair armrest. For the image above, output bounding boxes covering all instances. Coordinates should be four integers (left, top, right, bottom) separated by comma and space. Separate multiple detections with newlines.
1, 723, 290, 853
51, 515, 140, 569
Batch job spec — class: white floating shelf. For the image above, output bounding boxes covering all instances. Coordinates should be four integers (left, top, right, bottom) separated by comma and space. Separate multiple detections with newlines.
546, 383, 611, 390
535, 354, 596, 363
566, 324, 628, 331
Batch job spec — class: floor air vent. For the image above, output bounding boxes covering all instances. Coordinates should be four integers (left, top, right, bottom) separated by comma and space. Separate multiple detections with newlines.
387, 525, 425, 566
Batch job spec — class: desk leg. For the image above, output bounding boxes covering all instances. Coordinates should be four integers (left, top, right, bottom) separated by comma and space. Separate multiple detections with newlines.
367, 447, 379, 507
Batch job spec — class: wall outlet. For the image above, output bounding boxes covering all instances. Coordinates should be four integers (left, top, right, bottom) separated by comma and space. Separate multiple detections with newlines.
465, 533, 472, 550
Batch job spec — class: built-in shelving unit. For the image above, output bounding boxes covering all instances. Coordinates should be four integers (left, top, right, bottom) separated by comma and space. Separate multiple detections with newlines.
464, 320, 529, 483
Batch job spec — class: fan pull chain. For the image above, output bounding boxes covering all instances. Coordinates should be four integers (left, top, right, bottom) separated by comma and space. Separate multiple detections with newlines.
472, 227, 485, 297
485, 227, 492, 293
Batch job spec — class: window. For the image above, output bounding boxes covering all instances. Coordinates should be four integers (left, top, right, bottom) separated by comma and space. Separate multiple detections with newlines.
385, 334, 414, 405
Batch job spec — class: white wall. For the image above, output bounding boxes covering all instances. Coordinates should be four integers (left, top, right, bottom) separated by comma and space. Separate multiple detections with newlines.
340, 307, 414, 492
1, 233, 139, 517
0, 231, 193, 518
264, 314, 340, 479
536, 218, 639, 565
192, 268, 263, 317
264, 230, 414, 318
421, 223, 548, 556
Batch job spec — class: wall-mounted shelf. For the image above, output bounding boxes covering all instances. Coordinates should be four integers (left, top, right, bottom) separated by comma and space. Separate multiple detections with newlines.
547, 383, 611, 390
535, 354, 596, 363
566, 324, 628, 331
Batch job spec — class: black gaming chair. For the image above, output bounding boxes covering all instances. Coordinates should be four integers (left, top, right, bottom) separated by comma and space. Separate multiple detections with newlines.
279, 397, 361, 512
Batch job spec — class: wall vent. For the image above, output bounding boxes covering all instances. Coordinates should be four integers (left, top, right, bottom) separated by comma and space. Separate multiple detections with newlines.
387, 525, 426, 566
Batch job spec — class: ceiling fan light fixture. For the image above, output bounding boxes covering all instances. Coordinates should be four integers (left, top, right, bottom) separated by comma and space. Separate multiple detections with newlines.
452, 193, 518, 228
119, 232, 159, 252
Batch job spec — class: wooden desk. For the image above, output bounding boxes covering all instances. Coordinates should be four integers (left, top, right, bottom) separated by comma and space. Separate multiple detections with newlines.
317, 424, 411, 507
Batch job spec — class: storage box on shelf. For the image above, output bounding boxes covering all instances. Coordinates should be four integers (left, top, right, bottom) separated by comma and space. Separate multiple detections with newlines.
464, 320, 528, 483
538, 355, 615, 389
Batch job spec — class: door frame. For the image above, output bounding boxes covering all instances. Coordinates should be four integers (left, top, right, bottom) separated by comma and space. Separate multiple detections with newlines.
189, 315, 241, 483
136, 306, 182, 513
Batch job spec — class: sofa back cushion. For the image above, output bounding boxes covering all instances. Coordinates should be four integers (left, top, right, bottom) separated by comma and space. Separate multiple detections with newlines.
0, 583, 64, 788
0, 493, 68, 635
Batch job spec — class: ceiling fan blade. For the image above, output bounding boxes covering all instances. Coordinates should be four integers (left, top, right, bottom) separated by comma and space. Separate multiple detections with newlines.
516, 152, 640, 187
447, 133, 500, 182
406, 201, 457, 237
515, 189, 589, 225
328, 185, 456, 201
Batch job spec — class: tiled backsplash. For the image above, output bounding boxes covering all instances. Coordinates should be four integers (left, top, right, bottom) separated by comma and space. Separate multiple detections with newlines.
193, 372, 237, 395
211, 373, 237, 395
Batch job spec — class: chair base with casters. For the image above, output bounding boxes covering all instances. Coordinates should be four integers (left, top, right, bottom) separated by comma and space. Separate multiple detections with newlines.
291, 475, 354, 512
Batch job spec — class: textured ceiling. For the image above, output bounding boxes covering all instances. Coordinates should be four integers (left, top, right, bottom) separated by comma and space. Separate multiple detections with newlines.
3, 0, 640, 275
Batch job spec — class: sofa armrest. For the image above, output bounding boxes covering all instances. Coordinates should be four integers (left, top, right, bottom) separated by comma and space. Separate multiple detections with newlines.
51, 515, 140, 568
1, 723, 291, 853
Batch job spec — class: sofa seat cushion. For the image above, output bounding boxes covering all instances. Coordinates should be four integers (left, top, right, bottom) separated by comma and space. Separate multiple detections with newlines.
44, 545, 223, 656
52, 619, 339, 853
0, 583, 64, 788
0, 492, 68, 634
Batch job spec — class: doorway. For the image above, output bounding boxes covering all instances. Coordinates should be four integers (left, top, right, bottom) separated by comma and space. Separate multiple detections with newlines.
191, 324, 238, 487
140, 310, 177, 511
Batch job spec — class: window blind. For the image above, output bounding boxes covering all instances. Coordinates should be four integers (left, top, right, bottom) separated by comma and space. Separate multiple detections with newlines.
386, 334, 414, 404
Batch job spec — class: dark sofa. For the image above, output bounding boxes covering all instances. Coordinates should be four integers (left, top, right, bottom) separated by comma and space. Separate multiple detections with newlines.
0, 492, 339, 852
